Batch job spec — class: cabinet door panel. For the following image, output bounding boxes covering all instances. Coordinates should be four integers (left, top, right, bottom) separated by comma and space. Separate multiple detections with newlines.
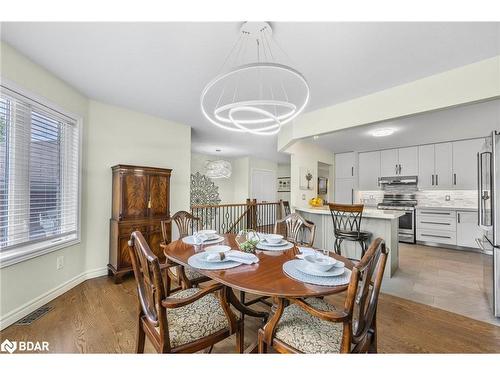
335, 152, 355, 179
122, 174, 148, 218
149, 174, 169, 216
380, 149, 399, 177
434, 142, 453, 189
456, 211, 481, 249
398, 146, 418, 176
147, 231, 165, 262
334, 178, 354, 204
358, 151, 381, 190
418, 144, 435, 189
452, 138, 484, 190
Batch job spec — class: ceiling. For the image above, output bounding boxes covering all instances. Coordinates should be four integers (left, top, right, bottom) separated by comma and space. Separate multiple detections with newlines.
313, 99, 500, 153
1, 22, 499, 162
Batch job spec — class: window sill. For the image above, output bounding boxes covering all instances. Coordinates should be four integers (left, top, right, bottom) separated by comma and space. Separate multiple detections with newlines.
0, 235, 80, 268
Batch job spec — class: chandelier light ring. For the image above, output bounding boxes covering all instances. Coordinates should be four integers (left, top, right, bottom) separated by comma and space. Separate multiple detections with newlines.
214, 100, 297, 125
228, 106, 281, 136
200, 62, 310, 134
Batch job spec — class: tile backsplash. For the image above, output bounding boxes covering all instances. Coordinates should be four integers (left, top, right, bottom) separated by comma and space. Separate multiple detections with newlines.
357, 190, 477, 209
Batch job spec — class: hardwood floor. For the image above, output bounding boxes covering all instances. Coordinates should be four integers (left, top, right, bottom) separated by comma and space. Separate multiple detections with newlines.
382, 243, 499, 326
1, 276, 500, 353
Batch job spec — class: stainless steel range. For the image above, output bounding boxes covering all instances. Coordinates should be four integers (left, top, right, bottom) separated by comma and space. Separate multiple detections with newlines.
377, 176, 418, 244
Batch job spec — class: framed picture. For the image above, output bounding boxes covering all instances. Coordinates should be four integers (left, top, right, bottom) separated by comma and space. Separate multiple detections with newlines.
277, 177, 290, 192
299, 167, 314, 190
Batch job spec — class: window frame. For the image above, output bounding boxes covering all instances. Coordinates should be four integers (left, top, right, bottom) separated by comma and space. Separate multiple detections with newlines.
0, 79, 83, 268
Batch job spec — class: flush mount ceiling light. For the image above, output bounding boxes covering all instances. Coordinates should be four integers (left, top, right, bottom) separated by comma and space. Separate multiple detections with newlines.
371, 128, 396, 137
201, 22, 310, 136
205, 160, 232, 179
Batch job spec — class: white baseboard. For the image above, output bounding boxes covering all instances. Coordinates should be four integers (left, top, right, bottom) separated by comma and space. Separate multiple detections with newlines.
0, 267, 108, 330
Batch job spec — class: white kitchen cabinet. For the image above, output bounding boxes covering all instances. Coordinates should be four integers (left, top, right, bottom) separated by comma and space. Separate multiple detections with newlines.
418, 144, 435, 189
398, 146, 418, 176
452, 138, 484, 190
335, 152, 355, 179
434, 142, 453, 189
334, 178, 354, 204
456, 210, 480, 249
418, 142, 452, 189
358, 151, 381, 190
380, 149, 399, 177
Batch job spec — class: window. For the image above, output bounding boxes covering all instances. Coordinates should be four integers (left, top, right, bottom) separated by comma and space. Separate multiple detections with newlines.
0, 84, 81, 267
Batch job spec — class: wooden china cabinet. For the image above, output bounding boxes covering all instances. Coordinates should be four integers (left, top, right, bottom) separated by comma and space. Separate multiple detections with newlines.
108, 165, 172, 283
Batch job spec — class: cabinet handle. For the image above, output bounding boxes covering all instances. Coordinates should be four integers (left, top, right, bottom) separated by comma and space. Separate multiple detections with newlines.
420, 221, 451, 225
398, 164, 402, 174
351, 166, 354, 176
435, 174, 438, 185
147, 198, 152, 209
351, 189, 354, 204
420, 211, 451, 215
453, 173, 457, 185
457, 213, 461, 223
431, 175, 434, 185
395, 164, 398, 175
421, 233, 452, 239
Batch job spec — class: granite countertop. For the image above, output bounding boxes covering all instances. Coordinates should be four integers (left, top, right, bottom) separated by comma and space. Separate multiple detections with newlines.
295, 206, 405, 220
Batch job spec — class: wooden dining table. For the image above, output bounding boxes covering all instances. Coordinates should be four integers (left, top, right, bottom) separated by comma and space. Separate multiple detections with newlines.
162, 233, 354, 352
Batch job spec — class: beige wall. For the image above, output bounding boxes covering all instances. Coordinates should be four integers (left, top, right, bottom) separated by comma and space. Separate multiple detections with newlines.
0, 42, 192, 328
286, 141, 334, 209
191, 153, 234, 204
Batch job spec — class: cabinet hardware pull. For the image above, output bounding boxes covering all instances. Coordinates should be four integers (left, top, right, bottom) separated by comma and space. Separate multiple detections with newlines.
398, 164, 402, 174
421, 234, 451, 239
435, 174, 438, 185
431, 175, 434, 185
457, 213, 460, 223
395, 164, 398, 175
351, 166, 354, 176
147, 198, 152, 209
420, 221, 451, 225
453, 173, 457, 185
420, 211, 451, 215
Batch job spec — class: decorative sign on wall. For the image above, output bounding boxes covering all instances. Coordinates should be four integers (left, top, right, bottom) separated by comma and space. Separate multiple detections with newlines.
277, 177, 291, 192
299, 167, 314, 190
190, 172, 222, 206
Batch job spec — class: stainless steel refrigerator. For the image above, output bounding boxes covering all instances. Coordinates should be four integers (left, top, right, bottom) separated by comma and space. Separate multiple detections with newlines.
477, 131, 500, 318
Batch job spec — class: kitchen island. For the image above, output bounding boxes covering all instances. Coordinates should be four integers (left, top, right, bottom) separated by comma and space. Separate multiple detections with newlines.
295, 206, 405, 278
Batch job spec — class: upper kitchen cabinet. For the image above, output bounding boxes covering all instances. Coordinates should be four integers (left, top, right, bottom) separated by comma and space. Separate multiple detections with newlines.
335, 152, 355, 179
380, 147, 418, 176
452, 138, 484, 189
359, 151, 381, 190
418, 142, 453, 189
398, 146, 418, 176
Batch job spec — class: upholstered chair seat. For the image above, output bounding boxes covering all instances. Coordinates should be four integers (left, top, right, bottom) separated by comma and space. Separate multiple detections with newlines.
274, 298, 343, 354
170, 266, 205, 282
154, 288, 230, 348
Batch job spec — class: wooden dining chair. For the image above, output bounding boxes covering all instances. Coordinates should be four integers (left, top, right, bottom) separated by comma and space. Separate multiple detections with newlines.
128, 231, 243, 353
258, 237, 388, 354
274, 212, 316, 247
161, 211, 210, 296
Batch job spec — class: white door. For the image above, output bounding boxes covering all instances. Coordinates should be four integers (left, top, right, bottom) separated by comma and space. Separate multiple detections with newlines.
434, 142, 453, 189
456, 211, 481, 248
251, 169, 276, 202
335, 152, 355, 179
334, 178, 354, 204
398, 146, 418, 176
380, 149, 399, 176
452, 138, 484, 190
418, 144, 435, 189
358, 151, 381, 190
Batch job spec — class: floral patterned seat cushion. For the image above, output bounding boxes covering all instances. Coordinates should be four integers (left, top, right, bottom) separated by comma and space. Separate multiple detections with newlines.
274, 297, 344, 354
170, 265, 205, 281
156, 288, 230, 348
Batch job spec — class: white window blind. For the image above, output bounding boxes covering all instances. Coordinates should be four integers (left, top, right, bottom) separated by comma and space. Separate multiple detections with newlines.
0, 85, 80, 265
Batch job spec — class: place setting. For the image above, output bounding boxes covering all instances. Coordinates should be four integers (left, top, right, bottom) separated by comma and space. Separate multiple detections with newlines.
282, 247, 352, 286
187, 244, 260, 270
255, 233, 294, 251
181, 229, 225, 246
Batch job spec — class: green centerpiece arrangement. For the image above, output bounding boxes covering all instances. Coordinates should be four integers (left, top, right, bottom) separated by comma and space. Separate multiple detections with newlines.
235, 229, 261, 254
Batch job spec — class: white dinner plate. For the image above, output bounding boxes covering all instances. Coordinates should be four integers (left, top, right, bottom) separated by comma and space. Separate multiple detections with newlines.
259, 239, 288, 247
282, 260, 352, 287
256, 241, 294, 251
204, 245, 231, 253
295, 261, 345, 277
188, 252, 241, 270
182, 235, 224, 246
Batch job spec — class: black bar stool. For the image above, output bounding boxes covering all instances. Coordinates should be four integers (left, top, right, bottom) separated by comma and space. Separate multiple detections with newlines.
328, 203, 371, 260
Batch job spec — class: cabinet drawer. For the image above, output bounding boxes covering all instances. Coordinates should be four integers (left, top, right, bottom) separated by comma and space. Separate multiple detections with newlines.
417, 209, 456, 218
417, 216, 456, 231
417, 229, 456, 245
119, 224, 148, 236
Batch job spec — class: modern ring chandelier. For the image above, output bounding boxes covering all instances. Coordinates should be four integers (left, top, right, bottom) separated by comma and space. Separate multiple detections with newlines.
201, 22, 310, 136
